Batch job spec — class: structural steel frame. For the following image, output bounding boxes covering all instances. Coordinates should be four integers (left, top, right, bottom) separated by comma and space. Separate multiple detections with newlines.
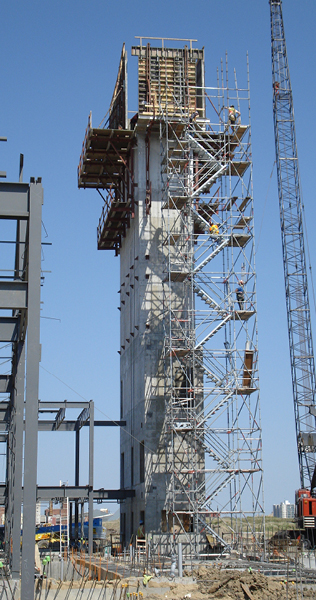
0, 178, 43, 599
0, 177, 134, 599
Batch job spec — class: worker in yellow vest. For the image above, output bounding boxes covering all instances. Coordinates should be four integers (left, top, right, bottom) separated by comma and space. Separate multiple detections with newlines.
209, 221, 219, 236
137, 520, 144, 539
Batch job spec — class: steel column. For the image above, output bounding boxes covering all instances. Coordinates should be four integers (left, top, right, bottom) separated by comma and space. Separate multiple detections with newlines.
11, 341, 25, 578
88, 400, 94, 553
75, 429, 80, 543
21, 181, 43, 600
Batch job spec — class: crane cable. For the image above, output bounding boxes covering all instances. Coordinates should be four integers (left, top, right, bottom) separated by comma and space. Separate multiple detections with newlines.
301, 191, 316, 317
255, 160, 275, 253
255, 159, 316, 317
40, 364, 156, 456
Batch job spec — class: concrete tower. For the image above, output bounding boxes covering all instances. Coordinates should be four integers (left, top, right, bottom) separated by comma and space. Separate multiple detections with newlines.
78, 39, 264, 557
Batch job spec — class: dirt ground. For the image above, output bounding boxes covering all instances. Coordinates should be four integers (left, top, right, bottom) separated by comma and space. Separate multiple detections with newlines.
143, 565, 316, 599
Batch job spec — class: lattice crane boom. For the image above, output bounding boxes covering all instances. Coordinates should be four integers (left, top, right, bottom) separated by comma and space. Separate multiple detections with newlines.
270, 0, 316, 489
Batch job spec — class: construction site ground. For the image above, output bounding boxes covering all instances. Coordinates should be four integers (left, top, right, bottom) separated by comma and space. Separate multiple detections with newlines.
2, 562, 315, 599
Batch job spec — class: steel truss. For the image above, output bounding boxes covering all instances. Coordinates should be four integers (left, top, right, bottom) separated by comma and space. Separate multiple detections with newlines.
270, 0, 316, 489
160, 54, 264, 555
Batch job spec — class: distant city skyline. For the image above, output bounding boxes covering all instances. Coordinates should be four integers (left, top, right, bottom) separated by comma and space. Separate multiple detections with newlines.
273, 500, 295, 520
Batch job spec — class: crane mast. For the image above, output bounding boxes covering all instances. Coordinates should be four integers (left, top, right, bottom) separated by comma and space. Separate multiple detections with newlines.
269, 0, 316, 489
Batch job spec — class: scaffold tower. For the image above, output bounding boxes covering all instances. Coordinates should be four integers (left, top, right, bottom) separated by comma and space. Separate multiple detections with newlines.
157, 47, 264, 553
78, 39, 264, 557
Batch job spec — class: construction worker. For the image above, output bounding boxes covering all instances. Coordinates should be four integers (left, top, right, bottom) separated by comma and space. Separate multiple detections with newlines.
130, 112, 138, 130
209, 220, 219, 236
189, 110, 199, 131
189, 110, 199, 124
225, 104, 240, 130
274, 81, 280, 97
137, 520, 145, 539
235, 280, 245, 310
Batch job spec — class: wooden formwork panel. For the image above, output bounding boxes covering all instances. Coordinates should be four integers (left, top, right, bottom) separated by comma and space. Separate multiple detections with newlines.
138, 55, 197, 116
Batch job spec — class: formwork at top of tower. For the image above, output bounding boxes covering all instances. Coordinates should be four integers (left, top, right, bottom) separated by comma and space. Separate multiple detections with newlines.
77, 40, 206, 252
78, 39, 264, 557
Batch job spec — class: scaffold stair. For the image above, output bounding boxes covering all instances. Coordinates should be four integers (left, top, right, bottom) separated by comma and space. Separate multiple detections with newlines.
201, 472, 236, 507
191, 206, 210, 231
193, 237, 230, 274
187, 132, 219, 162
198, 518, 229, 550
195, 314, 231, 349
193, 282, 221, 310
199, 364, 235, 390
206, 394, 231, 419
196, 361, 221, 385
192, 163, 227, 198
202, 432, 234, 468
201, 443, 231, 470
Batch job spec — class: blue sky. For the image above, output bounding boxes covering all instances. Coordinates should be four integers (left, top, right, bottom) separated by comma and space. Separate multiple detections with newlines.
1, 0, 316, 515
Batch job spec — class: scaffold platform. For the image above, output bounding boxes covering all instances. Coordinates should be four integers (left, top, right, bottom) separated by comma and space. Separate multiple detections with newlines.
97, 197, 132, 252
78, 119, 135, 189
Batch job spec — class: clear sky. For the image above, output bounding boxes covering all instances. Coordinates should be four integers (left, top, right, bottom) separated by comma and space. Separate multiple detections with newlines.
1, 0, 316, 515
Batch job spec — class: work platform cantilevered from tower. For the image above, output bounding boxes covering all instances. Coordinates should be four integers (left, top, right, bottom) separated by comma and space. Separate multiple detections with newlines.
78, 38, 264, 556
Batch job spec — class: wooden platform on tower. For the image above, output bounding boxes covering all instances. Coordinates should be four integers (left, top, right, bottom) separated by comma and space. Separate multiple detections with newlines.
78, 113, 136, 254
78, 117, 135, 189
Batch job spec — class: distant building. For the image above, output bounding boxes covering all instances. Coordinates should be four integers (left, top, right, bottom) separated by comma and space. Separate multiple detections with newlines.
273, 500, 295, 519
36, 502, 41, 526
45, 500, 68, 525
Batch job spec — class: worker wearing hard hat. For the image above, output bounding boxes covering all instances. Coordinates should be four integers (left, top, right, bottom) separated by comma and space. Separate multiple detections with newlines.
235, 280, 245, 310
225, 104, 240, 130
209, 221, 219, 236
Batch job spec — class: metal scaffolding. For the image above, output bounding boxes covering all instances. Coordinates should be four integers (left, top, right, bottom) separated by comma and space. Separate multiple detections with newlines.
157, 45, 264, 554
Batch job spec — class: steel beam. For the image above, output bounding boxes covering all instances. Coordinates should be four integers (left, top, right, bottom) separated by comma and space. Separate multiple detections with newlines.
0, 485, 135, 503
38, 401, 90, 410
92, 488, 135, 500
0, 419, 127, 431
36, 486, 135, 501
0, 317, 18, 342
0, 182, 29, 218
77, 407, 90, 430
53, 407, 65, 431
37, 419, 125, 431
0, 281, 27, 309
